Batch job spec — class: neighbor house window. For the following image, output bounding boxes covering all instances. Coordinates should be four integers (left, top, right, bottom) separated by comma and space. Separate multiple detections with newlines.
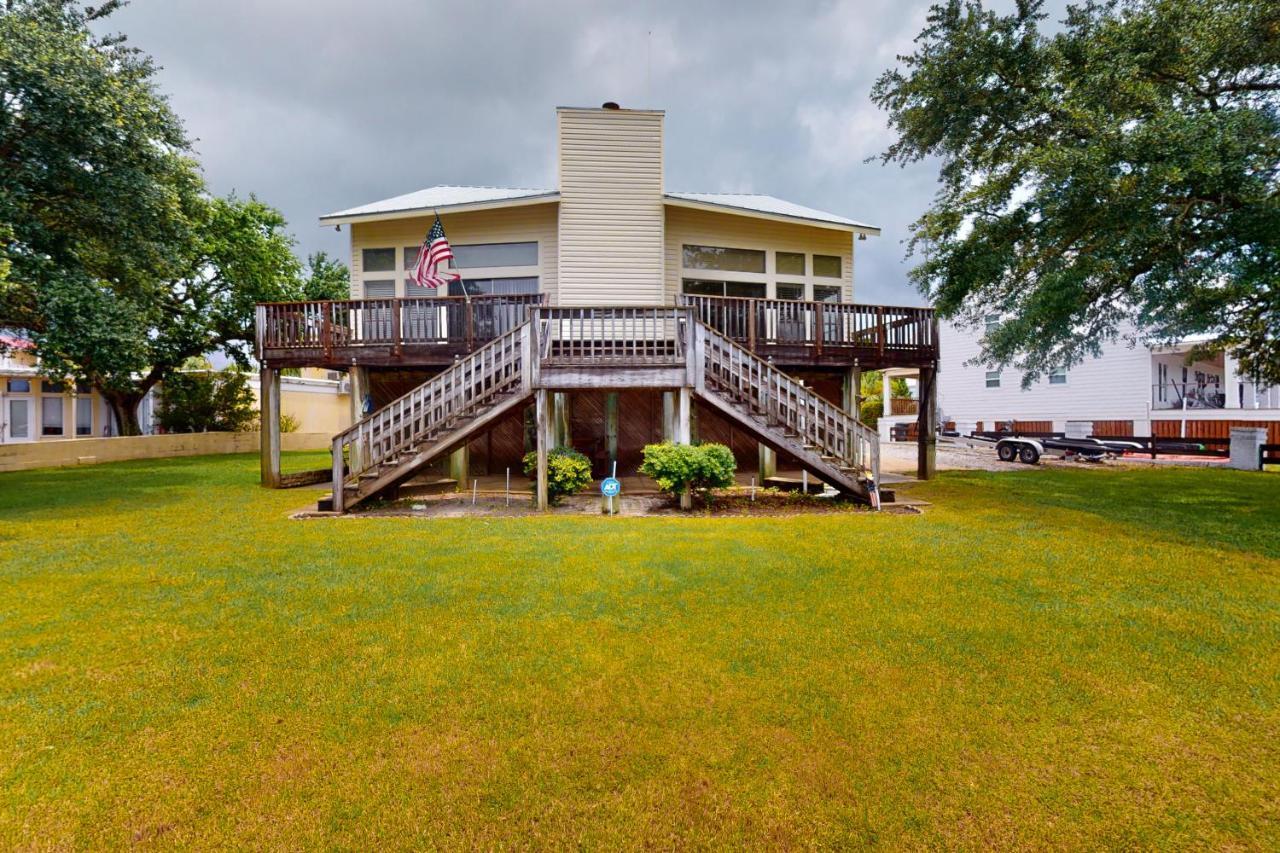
681, 280, 767, 299
1048, 367, 1068, 385
813, 255, 842, 278
985, 314, 1001, 334
453, 242, 537, 268
361, 248, 396, 272
42, 396, 63, 436
363, 280, 396, 298
43, 381, 66, 394
813, 285, 842, 303
682, 245, 766, 274
447, 277, 539, 297
985, 371, 1001, 388
75, 397, 93, 436
7, 378, 30, 393
775, 283, 805, 300
776, 252, 805, 276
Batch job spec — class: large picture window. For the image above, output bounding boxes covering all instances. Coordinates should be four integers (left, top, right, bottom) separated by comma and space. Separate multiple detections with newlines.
813, 255, 842, 278
776, 252, 806, 276
682, 245, 766, 274
813, 285, 842, 303
76, 397, 93, 436
42, 396, 64, 436
682, 279, 767, 298
363, 280, 395, 298
361, 248, 396, 272
448, 277, 539, 297
406, 241, 538, 270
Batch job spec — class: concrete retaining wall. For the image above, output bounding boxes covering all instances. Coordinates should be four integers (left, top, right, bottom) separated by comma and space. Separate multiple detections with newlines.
0, 431, 330, 473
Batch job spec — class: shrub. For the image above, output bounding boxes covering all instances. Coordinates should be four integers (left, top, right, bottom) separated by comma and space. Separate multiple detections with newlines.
279, 412, 301, 433
157, 368, 256, 433
639, 442, 737, 505
522, 447, 593, 505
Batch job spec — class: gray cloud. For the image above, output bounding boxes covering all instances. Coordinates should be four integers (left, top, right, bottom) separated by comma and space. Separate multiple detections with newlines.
106, 0, 949, 305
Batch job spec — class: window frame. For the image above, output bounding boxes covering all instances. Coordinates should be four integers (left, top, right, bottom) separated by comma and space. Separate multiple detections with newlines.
41, 395, 64, 436
985, 370, 1001, 389
75, 396, 93, 436
813, 254, 842, 279
1048, 367, 1068, 385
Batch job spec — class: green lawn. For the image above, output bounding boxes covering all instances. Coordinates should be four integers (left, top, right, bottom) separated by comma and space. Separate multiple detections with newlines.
1, 455, 1277, 847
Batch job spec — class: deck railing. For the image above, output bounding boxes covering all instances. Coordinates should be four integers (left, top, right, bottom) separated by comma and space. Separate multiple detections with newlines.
255, 293, 544, 357
533, 306, 686, 365
679, 294, 936, 358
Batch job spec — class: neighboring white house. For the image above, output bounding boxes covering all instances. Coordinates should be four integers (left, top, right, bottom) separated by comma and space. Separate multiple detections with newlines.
935, 318, 1280, 442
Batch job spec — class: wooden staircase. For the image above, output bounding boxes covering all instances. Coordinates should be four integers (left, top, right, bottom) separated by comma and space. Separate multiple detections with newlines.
327, 323, 532, 512
323, 310, 881, 512
691, 323, 880, 501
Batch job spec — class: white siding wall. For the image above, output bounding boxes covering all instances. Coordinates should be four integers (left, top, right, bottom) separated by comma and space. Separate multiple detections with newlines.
348, 203, 559, 300
663, 205, 855, 303
556, 108, 665, 305
937, 321, 1154, 432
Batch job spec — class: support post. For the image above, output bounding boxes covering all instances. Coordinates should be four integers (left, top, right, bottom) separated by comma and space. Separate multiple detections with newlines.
662, 391, 675, 442
604, 392, 619, 468
448, 445, 469, 492
842, 364, 861, 416
916, 365, 937, 480
347, 365, 368, 472
758, 445, 776, 480
260, 365, 281, 488
552, 392, 571, 448
535, 389, 550, 510
676, 386, 692, 509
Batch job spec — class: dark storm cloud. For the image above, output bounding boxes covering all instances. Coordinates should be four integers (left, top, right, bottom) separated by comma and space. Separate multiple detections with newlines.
106, 0, 944, 304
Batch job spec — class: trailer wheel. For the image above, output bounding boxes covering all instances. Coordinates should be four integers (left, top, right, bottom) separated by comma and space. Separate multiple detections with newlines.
1018, 445, 1040, 465
997, 443, 1017, 462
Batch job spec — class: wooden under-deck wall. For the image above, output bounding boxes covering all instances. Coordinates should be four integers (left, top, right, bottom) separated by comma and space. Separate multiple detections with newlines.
1152, 419, 1280, 443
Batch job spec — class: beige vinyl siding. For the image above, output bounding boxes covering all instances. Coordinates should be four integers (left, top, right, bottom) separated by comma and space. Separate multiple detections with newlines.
556, 108, 665, 305
348, 202, 559, 300
663, 206, 855, 303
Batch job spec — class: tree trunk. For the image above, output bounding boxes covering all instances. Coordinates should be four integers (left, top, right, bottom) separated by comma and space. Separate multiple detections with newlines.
103, 392, 144, 436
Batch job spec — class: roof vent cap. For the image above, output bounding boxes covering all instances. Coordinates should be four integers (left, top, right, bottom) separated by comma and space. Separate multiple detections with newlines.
601, 101, 620, 110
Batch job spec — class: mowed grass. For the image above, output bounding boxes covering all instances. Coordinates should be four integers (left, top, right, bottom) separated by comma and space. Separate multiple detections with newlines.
1, 455, 1277, 848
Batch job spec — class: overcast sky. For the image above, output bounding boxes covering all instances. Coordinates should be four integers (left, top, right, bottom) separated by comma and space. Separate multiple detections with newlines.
106, 0, 953, 306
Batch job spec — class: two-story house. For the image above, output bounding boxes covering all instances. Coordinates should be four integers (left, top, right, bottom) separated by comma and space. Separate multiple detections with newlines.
256, 105, 939, 511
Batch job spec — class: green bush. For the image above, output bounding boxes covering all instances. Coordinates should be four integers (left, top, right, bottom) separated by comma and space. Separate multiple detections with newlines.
522, 447, 593, 505
157, 368, 256, 433
639, 442, 737, 505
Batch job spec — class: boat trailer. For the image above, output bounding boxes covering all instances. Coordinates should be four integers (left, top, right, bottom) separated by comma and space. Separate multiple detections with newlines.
969, 433, 1146, 465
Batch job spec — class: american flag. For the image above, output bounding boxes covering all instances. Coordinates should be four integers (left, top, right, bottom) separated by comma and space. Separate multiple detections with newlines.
410, 215, 462, 289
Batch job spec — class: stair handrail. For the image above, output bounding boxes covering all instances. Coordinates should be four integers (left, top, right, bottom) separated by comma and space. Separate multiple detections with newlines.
695, 320, 880, 487
331, 321, 529, 491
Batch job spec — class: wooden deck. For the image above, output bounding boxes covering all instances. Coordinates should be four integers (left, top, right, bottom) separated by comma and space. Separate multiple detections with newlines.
255, 293, 938, 371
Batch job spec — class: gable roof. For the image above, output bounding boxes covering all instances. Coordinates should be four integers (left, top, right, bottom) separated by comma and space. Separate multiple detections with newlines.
320, 185, 878, 233
663, 192, 878, 233
320, 186, 558, 224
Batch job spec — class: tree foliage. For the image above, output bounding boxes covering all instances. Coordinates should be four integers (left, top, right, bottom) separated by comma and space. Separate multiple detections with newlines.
156, 367, 256, 434
303, 251, 350, 301
873, 0, 1280, 384
1, 1, 307, 433
639, 443, 737, 505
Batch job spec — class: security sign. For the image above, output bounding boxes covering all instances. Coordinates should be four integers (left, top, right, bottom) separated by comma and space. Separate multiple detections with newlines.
600, 477, 621, 498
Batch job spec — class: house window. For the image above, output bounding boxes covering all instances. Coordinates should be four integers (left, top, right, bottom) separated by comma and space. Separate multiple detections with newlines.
75, 397, 93, 436
776, 252, 805, 276
1048, 367, 1067, 385
6, 378, 30, 393
985, 314, 1001, 334
775, 283, 805, 300
985, 371, 1001, 388
682, 245, 766, 274
813, 255, 842, 278
361, 248, 396, 272
813, 285, 842, 303
42, 396, 64, 436
363, 280, 396, 299
43, 381, 66, 394
681, 279, 767, 299
447, 277, 539, 297
454, 242, 537, 268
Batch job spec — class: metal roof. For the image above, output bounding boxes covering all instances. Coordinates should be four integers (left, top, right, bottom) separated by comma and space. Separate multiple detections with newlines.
320, 186, 558, 223
320, 185, 878, 233
664, 192, 878, 232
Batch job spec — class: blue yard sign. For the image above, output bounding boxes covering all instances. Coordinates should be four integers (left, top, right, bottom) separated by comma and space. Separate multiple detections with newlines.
601, 477, 621, 498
